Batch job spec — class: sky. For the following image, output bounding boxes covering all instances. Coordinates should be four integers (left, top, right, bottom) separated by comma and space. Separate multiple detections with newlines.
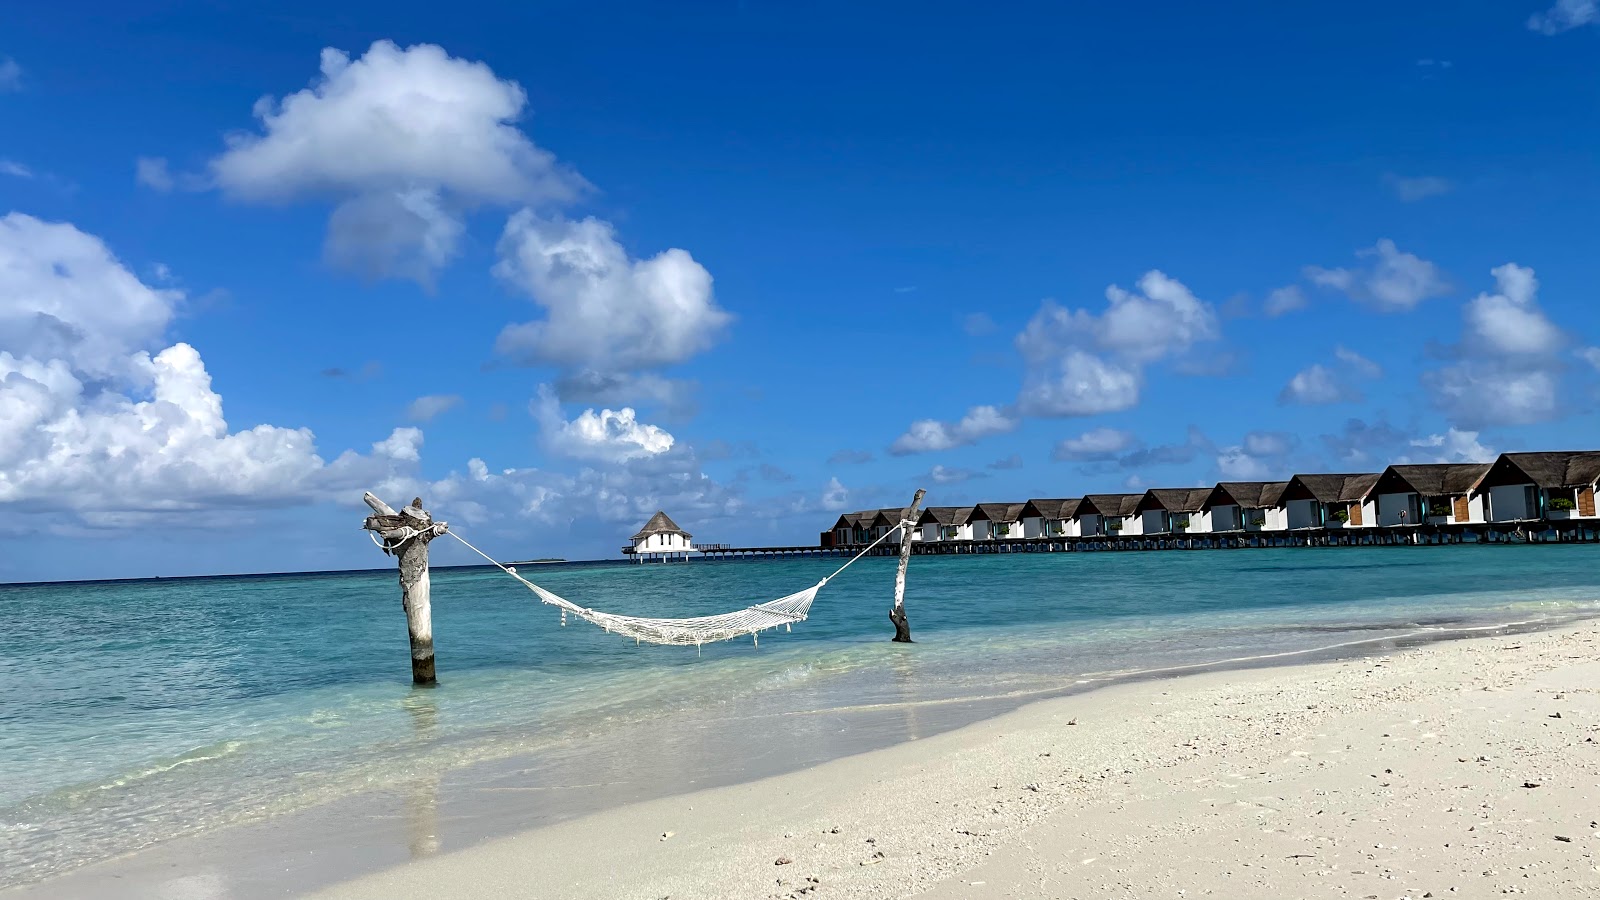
2, 1, 1599, 581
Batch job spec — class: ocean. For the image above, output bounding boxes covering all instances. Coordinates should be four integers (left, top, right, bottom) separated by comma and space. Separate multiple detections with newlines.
4, 544, 1600, 892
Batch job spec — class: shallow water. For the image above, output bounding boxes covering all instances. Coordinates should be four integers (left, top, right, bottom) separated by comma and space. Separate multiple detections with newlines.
4, 544, 1600, 888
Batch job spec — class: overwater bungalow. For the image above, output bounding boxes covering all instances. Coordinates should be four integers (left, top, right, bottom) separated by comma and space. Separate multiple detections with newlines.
1279, 473, 1381, 529
970, 502, 1027, 540
1081, 493, 1142, 536
629, 511, 698, 562
1471, 451, 1600, 522
917, 506, 976, 542
828, 512, 872, 546
1203, 481, 1290, 532
1134, 488, 1212, 534
1020, 499, 1082, 538
1367, 463, 1492, 526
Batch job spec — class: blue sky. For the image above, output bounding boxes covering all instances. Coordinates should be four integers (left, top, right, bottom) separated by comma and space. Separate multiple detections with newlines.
2, 1, 1598, 580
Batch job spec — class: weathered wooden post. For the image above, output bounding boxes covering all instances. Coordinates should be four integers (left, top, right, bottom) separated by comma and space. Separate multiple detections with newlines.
363, 492, 446, 686
890, 488, 927, 643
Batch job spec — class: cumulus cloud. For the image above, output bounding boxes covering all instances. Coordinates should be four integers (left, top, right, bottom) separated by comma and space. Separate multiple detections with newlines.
0, 215, 414, 527
889, 404, 1019, 455
1528, 0, 1597, 33
1015, 271, 1216, 417
495, 213, 731, 370
1425, 263, 1567, 429
1263, 285, 1307, 317
1305, 239, 1450, 312
136, 157, 175, 192
531, 386, 675, 463
929, 464, 981, 484
549, 369, 697, 418
1216, 430, 1300, 481
207, 40, 585, 284
1052, 427, 1137, 462
820, 477, 850, 512
1384, 174, 1453, 202
1400, 429, 1495, 464
1280, 345, 1383, 405
406, 393, 462, 422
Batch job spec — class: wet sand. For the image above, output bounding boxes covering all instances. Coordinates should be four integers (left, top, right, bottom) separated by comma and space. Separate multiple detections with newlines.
307, 624, 1600, 899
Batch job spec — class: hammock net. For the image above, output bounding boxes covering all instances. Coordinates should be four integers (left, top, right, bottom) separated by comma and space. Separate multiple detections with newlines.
426, 524, 905, 647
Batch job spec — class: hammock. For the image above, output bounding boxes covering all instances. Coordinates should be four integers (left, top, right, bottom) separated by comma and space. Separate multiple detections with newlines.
434, 525, 907, 648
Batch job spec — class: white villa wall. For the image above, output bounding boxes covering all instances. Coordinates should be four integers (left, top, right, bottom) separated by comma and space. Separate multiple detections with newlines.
1286, 499, 1319, 530
990, 519, 1025, 540
1358, 498, 1379, 527
1464, 493, 1487, 524
1487, 484, 1533, 522
1263, 506, 1289, 531
1138, 509, 1168, 534
635, 532, 695, 554
1208, 506, 1240, 532
1375, 492, 1419, 527
1115, 514, 1141, 536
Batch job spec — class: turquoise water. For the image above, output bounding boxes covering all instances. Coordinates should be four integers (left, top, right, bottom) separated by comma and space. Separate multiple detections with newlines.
5, 545, 1600, 888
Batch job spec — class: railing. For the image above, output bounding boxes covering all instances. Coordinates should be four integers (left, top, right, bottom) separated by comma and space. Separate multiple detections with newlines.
699, 543, 731, 551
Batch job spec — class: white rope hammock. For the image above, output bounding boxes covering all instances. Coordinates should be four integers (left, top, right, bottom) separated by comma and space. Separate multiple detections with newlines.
387, 524, 907, 649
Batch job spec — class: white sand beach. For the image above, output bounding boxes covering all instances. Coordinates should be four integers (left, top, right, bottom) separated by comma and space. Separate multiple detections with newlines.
303, 624, 1600, 900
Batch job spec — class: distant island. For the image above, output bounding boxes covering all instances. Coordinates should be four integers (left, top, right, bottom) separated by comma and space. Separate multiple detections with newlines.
505, 558, 566, 565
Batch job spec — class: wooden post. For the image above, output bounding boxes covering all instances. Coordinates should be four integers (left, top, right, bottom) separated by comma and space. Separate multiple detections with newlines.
363, 492, 446, 686
890, 488, 927, 643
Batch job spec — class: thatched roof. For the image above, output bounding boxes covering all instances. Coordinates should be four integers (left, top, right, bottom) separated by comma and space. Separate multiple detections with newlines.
1083, 493, 1142, 517
970, 502, 1026, 523
1205, 481, 1289, 510
1475, 451, 1600, 491
1371, 463, 1491, 498
1020, 498, 1082, 520
916, 506, 975, 527
1136, 488, 1211, 514
1281, 473, 1381, 503
868, 507, 912, 528
632, 510, 691, 541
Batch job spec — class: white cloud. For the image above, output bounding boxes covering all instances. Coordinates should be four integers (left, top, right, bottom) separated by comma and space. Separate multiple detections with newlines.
820, 477, 850, 511
1528, 0, 1597, 34
1279, 365, 1347, 405
0, 160, 31, 178
963, 312, 997, 336
495, 213, 731, 370
1214, 431, 1298, 481
929, 464, 980, 484
1053, 426, 1137, 462
1263, 285, 1306, 317
1305, 239, 1449, 312
0, 58, 20, 92
1385, 174, 1453, 202
1216, 447, 1275, 481
1426, 263, 1567, 429
532, 386, 675, 463
136, 157, 175, 191
1578, 347, 1600, 370
0, 214, 178, 378
889, 404, 1018, 455
1017, 349, 1142, 416
1280, 348, 1380, 406
0, 215, 416, 527
406, 394, 463, 422
1333, 345, 1383, 379
1462, 263, 1562, 356
208, 40, 585, 284
1014, 271, 1215, 417
1400, 429, 1495, 464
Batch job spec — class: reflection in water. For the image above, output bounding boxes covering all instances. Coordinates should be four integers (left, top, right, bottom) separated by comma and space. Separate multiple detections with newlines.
886, 646, 924, 742
401, 692, 440, 859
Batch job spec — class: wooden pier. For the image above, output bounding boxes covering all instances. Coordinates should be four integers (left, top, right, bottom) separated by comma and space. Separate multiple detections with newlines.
674, 520, 1600, 561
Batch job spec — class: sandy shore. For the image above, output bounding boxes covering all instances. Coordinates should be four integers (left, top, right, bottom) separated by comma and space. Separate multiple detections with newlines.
305, 625, 1600, 899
